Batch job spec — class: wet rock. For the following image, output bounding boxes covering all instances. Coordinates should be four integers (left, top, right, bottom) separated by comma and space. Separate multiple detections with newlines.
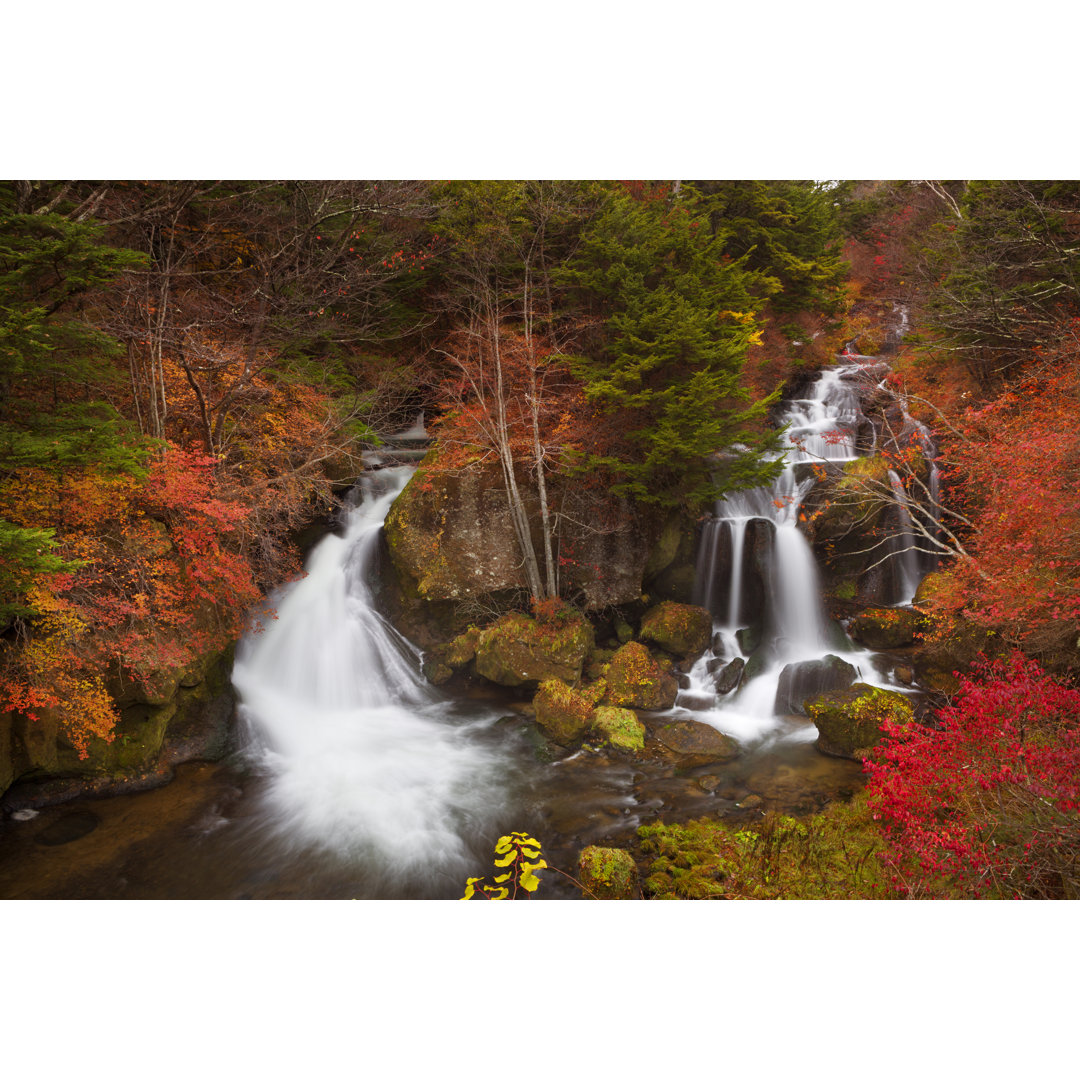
576, 846, 639, 899
736, 794, 764, 810
711, 657, 745, 695
652, 720, 739, 767
894, 663, 915, 685
736, 624, 763, 655
533, 679, 596, 747
639, 601, 713, 661
807, 682, 914, 760
591, 707, 646, 753
603, 642, 678, 711
474, 612, 594, 688
847, 607, 921, 650
774, 655, 858, 716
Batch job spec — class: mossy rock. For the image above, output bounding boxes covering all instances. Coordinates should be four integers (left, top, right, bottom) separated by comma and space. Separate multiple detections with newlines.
591, 706, 646, 753
774, 655, 857, 716
603, 641, 678, 710
533, 678, 595, 747
577, 846, 639, 899
807, 682, 914, 761
423, 626, 482, 684
652, 720, 739, 766
639, 601, 713, 660
474, 611, 594, 688
847, 607, 921, 649
586, 646, 617, 681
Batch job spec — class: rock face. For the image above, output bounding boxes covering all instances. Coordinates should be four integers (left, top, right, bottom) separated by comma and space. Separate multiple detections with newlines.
651, 719, 739, 767
638, 601, 712, 661
807, 682, 914, 760
474, 612, 594, 688
774, 655, 858, 716
0, 644, 237, 806
801, 456, 898, 604
384, 451, 657, 611
603, 641, 678, 711
577, 846, 639, 899
846, 607, 921, 650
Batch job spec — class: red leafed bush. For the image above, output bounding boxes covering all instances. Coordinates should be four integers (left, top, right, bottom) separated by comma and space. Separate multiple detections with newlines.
865, 653, 1080, 898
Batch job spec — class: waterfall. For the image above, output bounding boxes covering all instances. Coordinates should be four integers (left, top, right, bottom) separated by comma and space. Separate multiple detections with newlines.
681, 352, 930, 746
231, 466, 515, 891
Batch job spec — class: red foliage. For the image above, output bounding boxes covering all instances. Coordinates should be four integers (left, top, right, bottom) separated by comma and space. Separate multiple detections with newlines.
865, 653, 1080, 898
924, 355, 1080, 662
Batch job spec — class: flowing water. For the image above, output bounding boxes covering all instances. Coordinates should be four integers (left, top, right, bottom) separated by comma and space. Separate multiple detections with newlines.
0, 364, 934, 899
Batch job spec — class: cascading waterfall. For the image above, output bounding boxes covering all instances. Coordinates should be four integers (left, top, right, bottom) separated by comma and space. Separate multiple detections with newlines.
679, 355, 928, 746
231, 466, 515, 895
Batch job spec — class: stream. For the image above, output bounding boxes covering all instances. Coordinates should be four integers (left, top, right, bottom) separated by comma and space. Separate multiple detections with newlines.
0, 357, 928, 900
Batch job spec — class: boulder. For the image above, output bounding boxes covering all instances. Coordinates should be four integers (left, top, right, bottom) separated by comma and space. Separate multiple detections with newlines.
474, 612, 594, 689
847, 607, 921, 650
807, 682, 914, 760
774, 655, 858, 716
652, 720, 739, 767
711, 657, 745, 695
533, 679, 595, 747
384, 451, 656, 611
603, 641, 678, 710
591, 707, 646, 753
576, 846, 639, 899
639, 601, 713, 660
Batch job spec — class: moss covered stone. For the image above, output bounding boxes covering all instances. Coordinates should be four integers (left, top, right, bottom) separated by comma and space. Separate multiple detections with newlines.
534, 678, 595, 746
474, 611, 594, 688
847, 607, 921, 649
639, 601, 712, 660
603, 641, 678, 710
577, 846, 639, 899
591, 706, 646, 753
808, 682, 914, 760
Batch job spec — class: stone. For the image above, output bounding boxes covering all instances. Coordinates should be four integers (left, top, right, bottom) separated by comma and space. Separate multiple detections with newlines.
774, 655, 858, 716
712, 657, 745, 695
807, 682, 914, 760
591, 707, 646, 753
638, 601, 713, 660
474, 612, 594, 688
576, 846, 639, 899
846, 607, 921, 650
602, 641, 678, 711
533, 679, 595, 747
652, 720, 739, 767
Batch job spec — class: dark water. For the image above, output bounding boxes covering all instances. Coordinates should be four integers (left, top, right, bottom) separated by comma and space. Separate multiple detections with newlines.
0, 706, 862, 900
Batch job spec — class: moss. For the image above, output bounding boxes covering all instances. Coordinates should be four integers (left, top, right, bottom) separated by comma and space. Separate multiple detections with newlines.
808, 682, 914, 761
533, 678, 595, 746
846, 607, 921, 649
591, 706, 646, 753
638, 601, 712, 659
576, 846, 639, 899
474, 611, 595, 688
603, 641, 678, 710
833, 578, 858, 602
638, 794, 885, 899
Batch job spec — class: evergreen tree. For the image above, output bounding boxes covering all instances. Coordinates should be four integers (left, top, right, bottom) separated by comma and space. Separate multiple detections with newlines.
561, 185, 784, 509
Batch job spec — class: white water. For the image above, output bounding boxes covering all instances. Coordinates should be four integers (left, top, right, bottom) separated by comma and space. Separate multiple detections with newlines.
677, 360, 919, 747
232, 466, 514, 889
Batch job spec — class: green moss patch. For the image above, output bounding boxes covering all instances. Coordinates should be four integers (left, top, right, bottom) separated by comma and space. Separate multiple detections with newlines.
591, 706, 646, 753
577, 846, 639, 899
